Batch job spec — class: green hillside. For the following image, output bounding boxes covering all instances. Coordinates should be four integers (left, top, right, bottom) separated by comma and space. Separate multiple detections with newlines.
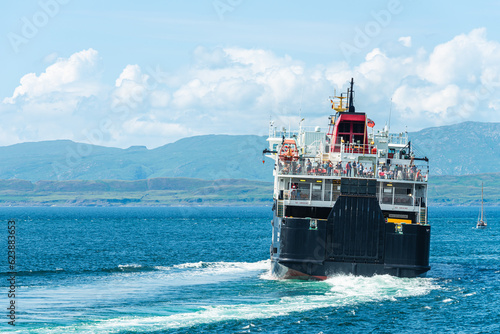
429, 173, 500, 206
409, 121, 500, 175
0, 173, 497, 207
0, 178, 273, 206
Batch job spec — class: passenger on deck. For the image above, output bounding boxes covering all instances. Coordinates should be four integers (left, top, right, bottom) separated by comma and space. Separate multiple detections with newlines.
282, 165, 289, 174
346, 161, 352, 177
378, 166, 384, 179
396, 165, 403, 180
291, 161, 297, 175
353, 161, 358, 177
416, 169, 422, 181
410, 165, 417, 180
387, 165, 394, 179
365, 166, 371, 177
306, 159, 312, 174
291, 183, 297, 199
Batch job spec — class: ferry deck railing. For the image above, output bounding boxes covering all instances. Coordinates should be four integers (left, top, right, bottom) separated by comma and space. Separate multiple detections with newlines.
277, 159, 429, 182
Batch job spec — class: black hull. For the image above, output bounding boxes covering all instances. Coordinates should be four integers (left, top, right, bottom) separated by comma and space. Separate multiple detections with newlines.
271, 257, 430, 280
270, 193, 431, 279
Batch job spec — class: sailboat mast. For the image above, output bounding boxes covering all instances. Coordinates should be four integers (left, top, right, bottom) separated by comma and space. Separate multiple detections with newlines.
481, 183, 484, 221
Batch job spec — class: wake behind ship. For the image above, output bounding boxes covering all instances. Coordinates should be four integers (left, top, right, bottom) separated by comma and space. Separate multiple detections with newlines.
264, 79, 430, 279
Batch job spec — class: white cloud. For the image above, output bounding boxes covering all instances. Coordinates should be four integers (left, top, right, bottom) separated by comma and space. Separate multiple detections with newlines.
150, 90, 170, 108
392, 84, 461, 118
325, 29, 500, 128
122, 117, 192, 137
171, 47, 305, 112
3, 48, 100, 104
420, 28, 499, 85
398, 36, 412, 47
112, 64, 149, 108
2, 30, 500, 149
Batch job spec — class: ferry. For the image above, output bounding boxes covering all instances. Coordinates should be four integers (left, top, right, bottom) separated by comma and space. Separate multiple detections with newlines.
264, 79, 431, 279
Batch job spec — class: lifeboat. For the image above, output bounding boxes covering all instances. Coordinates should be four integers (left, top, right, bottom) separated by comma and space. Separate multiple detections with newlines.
278, 139, 299, 162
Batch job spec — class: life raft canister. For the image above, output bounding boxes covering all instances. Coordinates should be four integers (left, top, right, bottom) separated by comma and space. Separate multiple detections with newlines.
278, 139, 299, 162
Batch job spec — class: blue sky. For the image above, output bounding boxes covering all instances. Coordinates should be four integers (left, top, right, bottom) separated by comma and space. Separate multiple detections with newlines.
1, 0, 500, 148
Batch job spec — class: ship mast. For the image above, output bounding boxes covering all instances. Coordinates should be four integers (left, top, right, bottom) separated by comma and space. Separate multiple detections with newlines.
348, 78, 355, 113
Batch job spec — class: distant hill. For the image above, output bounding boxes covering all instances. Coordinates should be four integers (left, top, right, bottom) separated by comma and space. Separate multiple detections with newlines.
0, 135, 274, 182
0, 122, 498, 182
409, 121, 500, 175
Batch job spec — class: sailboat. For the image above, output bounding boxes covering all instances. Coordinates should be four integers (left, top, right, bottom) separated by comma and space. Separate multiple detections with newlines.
476, 183, 487, 229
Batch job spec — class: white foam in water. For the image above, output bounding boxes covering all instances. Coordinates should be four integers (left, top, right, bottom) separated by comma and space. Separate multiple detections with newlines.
23, 270, 440, 333
117, 263, 143, 270
118, 263, 142, 268
15, 260, 272, 331
171, 261, 205, 269
156, 260, 271, 286
171, 260, 269, 272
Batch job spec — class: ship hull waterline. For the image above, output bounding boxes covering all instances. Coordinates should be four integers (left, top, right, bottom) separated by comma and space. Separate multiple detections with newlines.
270, 257, 430, 280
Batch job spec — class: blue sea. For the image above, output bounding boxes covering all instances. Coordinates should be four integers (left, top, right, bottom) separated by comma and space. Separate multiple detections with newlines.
1, 206, 499, 333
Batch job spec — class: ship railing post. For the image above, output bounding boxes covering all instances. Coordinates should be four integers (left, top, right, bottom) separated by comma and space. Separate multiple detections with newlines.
412, 183, 416, 207
418, 201, 421, 224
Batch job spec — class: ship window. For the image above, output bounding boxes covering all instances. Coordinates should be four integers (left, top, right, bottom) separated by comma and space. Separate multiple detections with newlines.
297, 182, 311, 200
353, 122, 364, 133
338, 122, 350, 133
311, 185, 322, 201
382, 183, 393, 204
353, 135, 364, 144
394, 184, 413, 206
324, 179, 341, 202
325, 180, 331, 201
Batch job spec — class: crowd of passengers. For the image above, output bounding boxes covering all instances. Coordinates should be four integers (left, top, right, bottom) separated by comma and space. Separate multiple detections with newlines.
279, 159, 427, 181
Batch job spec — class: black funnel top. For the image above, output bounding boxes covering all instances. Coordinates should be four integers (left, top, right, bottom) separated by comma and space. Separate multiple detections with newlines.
348, 78, 355, 113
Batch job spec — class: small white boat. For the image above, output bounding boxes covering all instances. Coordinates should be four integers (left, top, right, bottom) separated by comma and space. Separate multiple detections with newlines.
476, 183, 487, 229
